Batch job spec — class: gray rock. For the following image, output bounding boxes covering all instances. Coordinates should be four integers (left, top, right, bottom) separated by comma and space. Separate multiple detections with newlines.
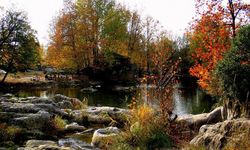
0, 100, 68, 117
81, 87, 98, 93
2, 93, 14, 98
24, 140, 73, 150
0, 102, 40, 113
29, 98, 56, 105
53, 94, 72, 103
64, 122, 86, 132
12, 111, 51, 130
91, 127, 120, 148
26, 140, 58, 148
176, 107, 223, 128
53, 94, 84, 110
58, 101, 74, 109
71, 107, 130, 125
190, 119, 250, 150
58, 138, 95, 150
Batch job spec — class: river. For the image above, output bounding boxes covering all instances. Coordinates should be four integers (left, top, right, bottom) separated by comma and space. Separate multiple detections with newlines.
14, 84, 214, 115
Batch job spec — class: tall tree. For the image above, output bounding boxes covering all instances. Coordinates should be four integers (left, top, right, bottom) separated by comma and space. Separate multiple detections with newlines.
144, 16, 159, 74
127, 11, 145, 69
188, 0, 249, 91
0, 10, 40, 83
188, 13, 231, 90
76, 0, 116, 64
196, 0, 250, 37
102, 5, 130, 56
216, 25, 250, 119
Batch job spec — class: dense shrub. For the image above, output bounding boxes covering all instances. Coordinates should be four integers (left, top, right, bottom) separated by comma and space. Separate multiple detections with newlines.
111, 105, 173, 150
216, 25, 250, 102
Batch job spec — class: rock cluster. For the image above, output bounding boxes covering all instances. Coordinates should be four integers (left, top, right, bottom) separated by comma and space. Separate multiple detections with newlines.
190, 119, 250, 149
0, 93, 129, 149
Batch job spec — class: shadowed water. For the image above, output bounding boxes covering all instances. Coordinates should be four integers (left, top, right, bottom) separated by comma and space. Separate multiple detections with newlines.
15, 84, 214, 115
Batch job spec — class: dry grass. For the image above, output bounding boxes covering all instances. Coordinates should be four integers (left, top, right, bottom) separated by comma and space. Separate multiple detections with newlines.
111, 105, 173, 149
0, 71, 45, 83
223, 126, 250, 150
51, 115, 67, 131
0, 124, 22, 141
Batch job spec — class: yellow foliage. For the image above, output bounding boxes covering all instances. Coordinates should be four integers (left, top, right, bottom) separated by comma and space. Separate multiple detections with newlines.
52, 115, 66, 131
135, 105, 154, 125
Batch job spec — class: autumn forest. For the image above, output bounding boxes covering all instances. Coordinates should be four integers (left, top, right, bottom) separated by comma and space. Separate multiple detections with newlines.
0, 0, 250, 149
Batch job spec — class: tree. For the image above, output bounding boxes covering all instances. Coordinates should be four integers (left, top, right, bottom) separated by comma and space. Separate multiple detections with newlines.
0, 10, 40, 83
188, 13, 231, 91
102, 5, 130, 56
195, 0, 250, 37
189, 0, 249, 93
216, 25, 250, 118
144, 16, 159, 74
76, 0, 116, 64
47, 0, 123, 71
127, 11, 145, 70
149, 33, 180, 120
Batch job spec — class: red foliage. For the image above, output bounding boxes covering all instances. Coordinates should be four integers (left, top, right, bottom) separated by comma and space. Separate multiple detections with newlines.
188, 0, 249, 90
188, 13, 231, 90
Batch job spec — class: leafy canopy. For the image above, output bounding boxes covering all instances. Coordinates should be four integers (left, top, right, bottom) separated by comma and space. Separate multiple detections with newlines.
216, 25, 250, 102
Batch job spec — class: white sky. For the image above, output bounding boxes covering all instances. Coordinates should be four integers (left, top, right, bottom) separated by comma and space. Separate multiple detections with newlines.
0, 0, 196, 46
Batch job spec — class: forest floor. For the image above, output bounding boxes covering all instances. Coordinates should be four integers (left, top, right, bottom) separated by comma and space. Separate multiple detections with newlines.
0, 71, 46, 84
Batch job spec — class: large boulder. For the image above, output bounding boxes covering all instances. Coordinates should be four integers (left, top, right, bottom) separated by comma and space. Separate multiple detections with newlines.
91, 127, 120, 148
190, 119, 250, 150
24, 140, 70, 150
25, 140, 58, 148
12, 110, 51, 130
53, 94, 85, 109
58, 138, 94, 150
0, 98, 68, 117
71, 107, 130, 126
176, 107, 223, 129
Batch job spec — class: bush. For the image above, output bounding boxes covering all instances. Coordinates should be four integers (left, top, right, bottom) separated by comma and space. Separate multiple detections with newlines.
216, 25, 250, 102
111, 105, 172, 150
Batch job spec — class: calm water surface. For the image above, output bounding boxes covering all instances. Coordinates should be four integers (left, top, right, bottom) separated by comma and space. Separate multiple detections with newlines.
172, 86, 213, 115
16, 87, 132, 108
15, 84, 214, 115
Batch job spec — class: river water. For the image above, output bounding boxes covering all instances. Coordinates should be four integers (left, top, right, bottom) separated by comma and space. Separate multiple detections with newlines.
15, 84, 214, 115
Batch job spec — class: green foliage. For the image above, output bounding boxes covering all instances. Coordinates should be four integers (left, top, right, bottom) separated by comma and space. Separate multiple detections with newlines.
216, 25, 250, 102
146, 130, 173, 149
0, 10, 40, 82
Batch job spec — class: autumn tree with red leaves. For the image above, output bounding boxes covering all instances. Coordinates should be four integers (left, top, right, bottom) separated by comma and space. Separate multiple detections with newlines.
188, 13, 231, 90
188, 0, 249, 92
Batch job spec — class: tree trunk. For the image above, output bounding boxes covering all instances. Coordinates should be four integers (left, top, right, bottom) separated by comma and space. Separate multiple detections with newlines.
1, 71, 9, 84
223, 99, 250, 120
1, 58, 13, 84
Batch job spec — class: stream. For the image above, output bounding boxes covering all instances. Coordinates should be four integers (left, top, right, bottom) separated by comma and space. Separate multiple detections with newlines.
14, 84, 214, 115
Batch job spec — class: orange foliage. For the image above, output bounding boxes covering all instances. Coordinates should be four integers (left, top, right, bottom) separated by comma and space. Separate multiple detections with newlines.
195, 0, 250, 37
188, 0, 249, 90
188, 13, 231, 90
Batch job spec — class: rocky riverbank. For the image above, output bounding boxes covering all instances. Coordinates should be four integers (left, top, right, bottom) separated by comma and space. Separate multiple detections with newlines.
0, 94, 129, 149
0, 93, 249, 149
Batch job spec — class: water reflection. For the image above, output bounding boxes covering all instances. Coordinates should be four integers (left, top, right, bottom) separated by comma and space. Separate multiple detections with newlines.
17, 88, 132, 108
15, 84, 214, 115
172, 86, 213, 115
